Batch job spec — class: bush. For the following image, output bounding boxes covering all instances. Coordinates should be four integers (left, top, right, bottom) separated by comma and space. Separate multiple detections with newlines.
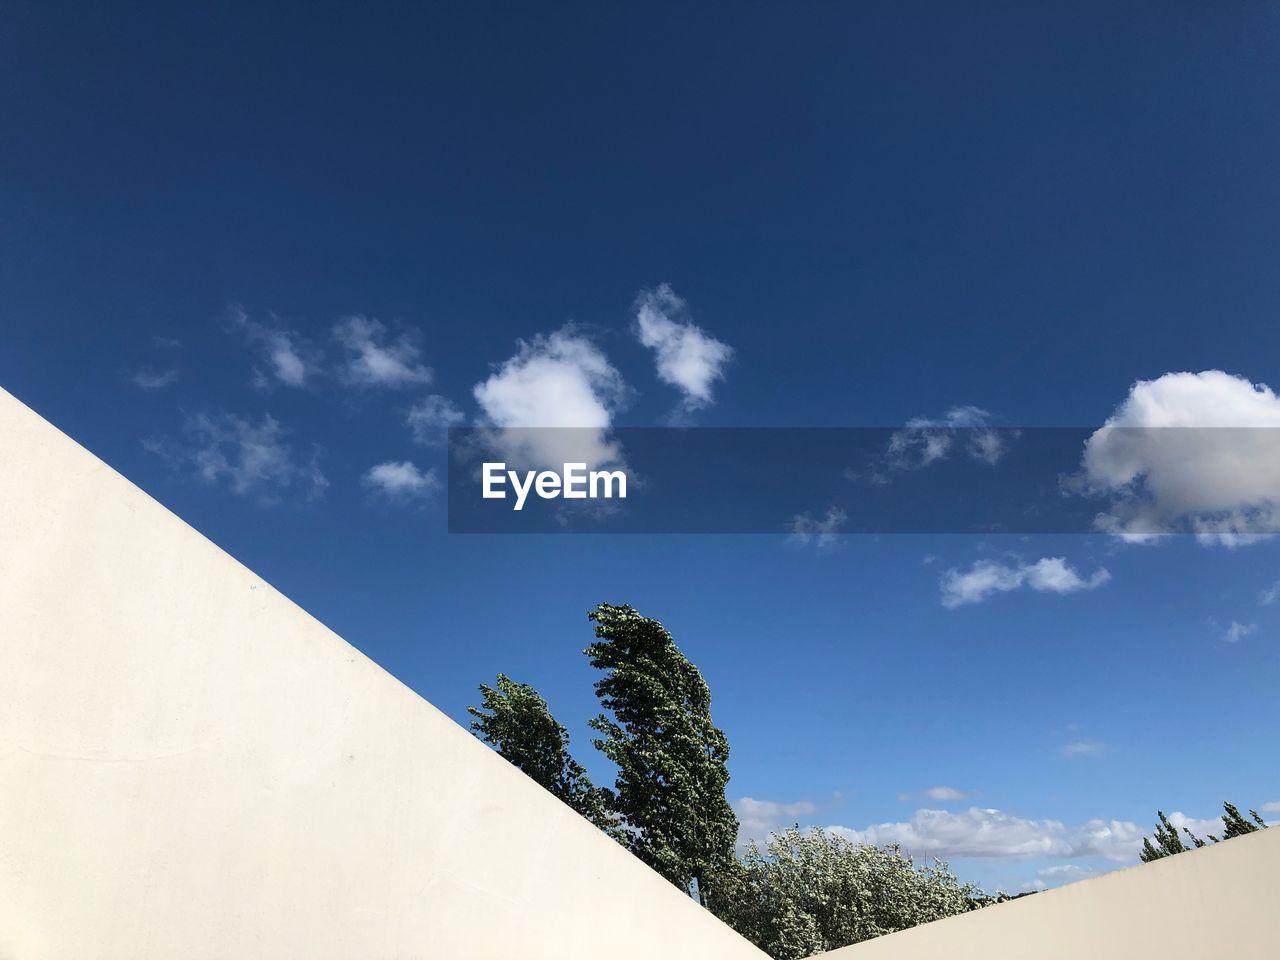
710, 826, 984, 959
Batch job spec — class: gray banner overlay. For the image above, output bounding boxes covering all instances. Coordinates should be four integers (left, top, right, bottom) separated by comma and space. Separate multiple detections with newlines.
446, 427, 1280, 536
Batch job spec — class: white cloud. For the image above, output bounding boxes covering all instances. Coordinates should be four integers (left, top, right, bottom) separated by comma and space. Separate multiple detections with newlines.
1021, 863, 1092, 892
333, 315, 433, 388
473, 327, 626, 471
362, 461, 440, 502
1165, 811, 1227, 842
940, 557, 1111, 608
924, 786, 969, 801
149, 412, 327, 504
130, 367, 180, 390
886, 406, 1010, 471
1061, 740, 1107, 758
1223, 621, 1257, 643
230, 305, 321, 389
829, 807, 1143, 862
735, 796, 819, 841
1260, 801, 1280, 814
406, 395, 466, 446
1038, 864, 1089, 880
1260, 580, 1280, 606
1081, 371, 1280, 544
633, 284, 732, 411
788, 507, 848, 548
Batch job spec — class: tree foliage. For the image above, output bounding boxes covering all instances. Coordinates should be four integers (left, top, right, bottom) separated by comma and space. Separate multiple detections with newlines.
709, 826, 983, 960
467, 673, 615, 833
1139, 802, 1267, 862
585, 603, 739, 904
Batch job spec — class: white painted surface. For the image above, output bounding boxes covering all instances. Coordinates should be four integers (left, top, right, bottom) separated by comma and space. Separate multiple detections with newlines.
0, 388, 766, 959
824, 825, 1280, 958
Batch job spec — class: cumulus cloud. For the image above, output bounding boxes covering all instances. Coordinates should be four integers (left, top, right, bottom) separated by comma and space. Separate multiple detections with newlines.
333, 315, 433, 388
473, 327, 626, 471
1165, 811, 1230, 842
633, 284, 732, 412
148, 412, 326, 505
1223, 621, 1257, 643
130, 367, 180, 390
362, 461, 440, 502
829, 807, 1143, 862
788, 507, 848, 548
406, 394, 466, 446
734, 796, 819, 842
230, 305, 322, 389
1080, 371, 1280, 544
940, 557, 1111, 608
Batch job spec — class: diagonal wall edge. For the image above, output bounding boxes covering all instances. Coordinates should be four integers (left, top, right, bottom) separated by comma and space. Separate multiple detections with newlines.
0, 387, 767, 960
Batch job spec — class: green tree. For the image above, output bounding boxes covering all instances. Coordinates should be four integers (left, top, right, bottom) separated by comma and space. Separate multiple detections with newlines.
1139, 802, 1267, 862
1139, 810, 1196, 862
1220, 802, 1266, 839
710, 826, 983, 959
585, 603, 739, 905
468, 673, 615, 833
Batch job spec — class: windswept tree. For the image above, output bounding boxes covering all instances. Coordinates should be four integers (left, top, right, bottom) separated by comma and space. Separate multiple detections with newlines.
1140, 802, 1267, 862
467, 673, 615, 834
585, 603, 739, 905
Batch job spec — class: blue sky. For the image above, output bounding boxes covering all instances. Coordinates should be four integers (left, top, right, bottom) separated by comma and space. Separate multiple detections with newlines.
3, 2, 1279, 893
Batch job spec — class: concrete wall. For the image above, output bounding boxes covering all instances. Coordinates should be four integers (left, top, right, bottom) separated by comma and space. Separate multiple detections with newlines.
825, 825, 1280, 959
0, 388, 765, 960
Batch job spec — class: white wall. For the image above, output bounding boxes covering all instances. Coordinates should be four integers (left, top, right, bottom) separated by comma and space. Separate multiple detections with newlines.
824, 825, 1280, 959
0, 388, 766, 960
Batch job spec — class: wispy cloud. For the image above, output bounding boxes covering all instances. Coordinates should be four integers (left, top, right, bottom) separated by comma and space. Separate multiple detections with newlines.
129, 367, 180, 390
788, 507, 848, 548
406, 394, 466, 446
940, 557, 1111, 608
148, 411, 327, 505
899, 786, 973, 803
230, 305, 322, 389
1061, 740, 1107, 758
362, 460, 440, 503
633, 284, 732, 414
890, 406, 1008, 469
334, 315, 433, 388
847, 406, 1013, 484
1223, 621, 1257, 643
1260, 579, 1280, 606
